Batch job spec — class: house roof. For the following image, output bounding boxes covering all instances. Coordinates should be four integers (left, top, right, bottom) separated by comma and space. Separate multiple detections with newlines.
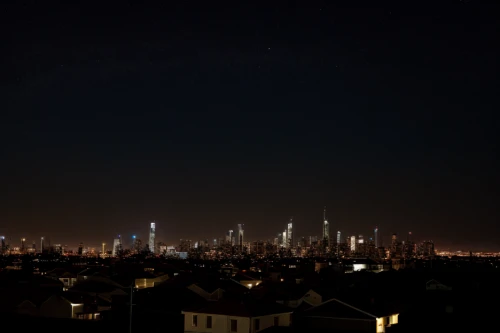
301, 298, 378, 320
69, 280, 122, 294
78, 266, 111, 277
195, 280, 223, 294
46, 268, 78, 278
185, 299, 292, 317
14, 290, 55, 307
135, 283, 207, 312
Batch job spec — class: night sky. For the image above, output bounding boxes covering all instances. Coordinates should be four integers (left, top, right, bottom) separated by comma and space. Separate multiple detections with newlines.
2, 1, 499, 251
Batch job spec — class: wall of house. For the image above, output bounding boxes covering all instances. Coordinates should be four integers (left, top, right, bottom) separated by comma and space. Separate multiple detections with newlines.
135, 274, 169, 289
251, 313, 291, 332
183, 312, 250, 333
239, 280, 262, 289
183, 312, 292, 333
296, 316, 375, 333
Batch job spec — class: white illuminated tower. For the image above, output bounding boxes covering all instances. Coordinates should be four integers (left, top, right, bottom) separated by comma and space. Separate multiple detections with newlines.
149, 222, 156, 253
350, 235, 356, 253
322, 207, 330, 248
286, 218, 293, 248
237, 224, 244, 251
374, 226, 379, 248
112, 235, 122, 257
336, 231, 341, 255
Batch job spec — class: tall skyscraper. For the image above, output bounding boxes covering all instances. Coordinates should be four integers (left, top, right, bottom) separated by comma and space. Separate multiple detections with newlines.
21, 238, 25, 252
227, 230, 234, 246
40, 237, 44, 253
350, 235, 356, 253
374, 226, 379, 248
149, 221, 156, 253
282, 230, 287, 248
286, 218, 293, 248
112, 236, 122, 256
237, 224, 244, 251
336, 231, 341, 256
78, 242, 83, 255
322, 207, 330, 248
0, 236, 5, 254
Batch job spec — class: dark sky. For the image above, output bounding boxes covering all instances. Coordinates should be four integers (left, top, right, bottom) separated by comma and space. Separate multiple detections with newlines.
1, 0, 499, 251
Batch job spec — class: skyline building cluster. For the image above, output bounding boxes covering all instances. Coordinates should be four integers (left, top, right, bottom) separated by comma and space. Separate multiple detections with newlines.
0, 209, 479, 256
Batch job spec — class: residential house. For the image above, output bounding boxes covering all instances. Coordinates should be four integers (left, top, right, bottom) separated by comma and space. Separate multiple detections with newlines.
15, 290, 55, 316
134, 273, 169, 289
67, 279, 128, 303
40, 295, 84, 319
46, 268, 78, 290
294, 298, 399, 333
182, 299, 293, 333
232, 272, 263, 290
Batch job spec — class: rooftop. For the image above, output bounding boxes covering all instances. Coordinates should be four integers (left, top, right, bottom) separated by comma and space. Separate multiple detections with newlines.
185, 299, 292, 317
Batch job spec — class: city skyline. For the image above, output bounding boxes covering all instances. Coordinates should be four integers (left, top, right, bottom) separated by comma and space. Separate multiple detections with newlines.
0, 212, 488, 252
2, 2, 498, 252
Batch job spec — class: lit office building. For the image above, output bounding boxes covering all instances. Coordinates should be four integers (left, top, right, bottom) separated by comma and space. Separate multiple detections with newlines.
286, 220, 293, 248
350, 235, 356, 253
112, 236, 122, 256
323, 207, 330, 248
149, 222, 156, 253
237, 224, 244, 251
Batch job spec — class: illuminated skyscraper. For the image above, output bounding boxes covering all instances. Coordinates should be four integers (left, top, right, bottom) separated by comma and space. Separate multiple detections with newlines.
374, 226, 379, 248
40, 237, 44, 253
282, 230, 286, 248
0, 236, 5, 254
322, 207, 330, 248
237, 224, 244, 251
286, 218, 293, 248
149, 222, 156, 253
112, 236, 122, 256
350, 235, 356, 253
227, 230, 234, 245
336, 231, 341, 255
